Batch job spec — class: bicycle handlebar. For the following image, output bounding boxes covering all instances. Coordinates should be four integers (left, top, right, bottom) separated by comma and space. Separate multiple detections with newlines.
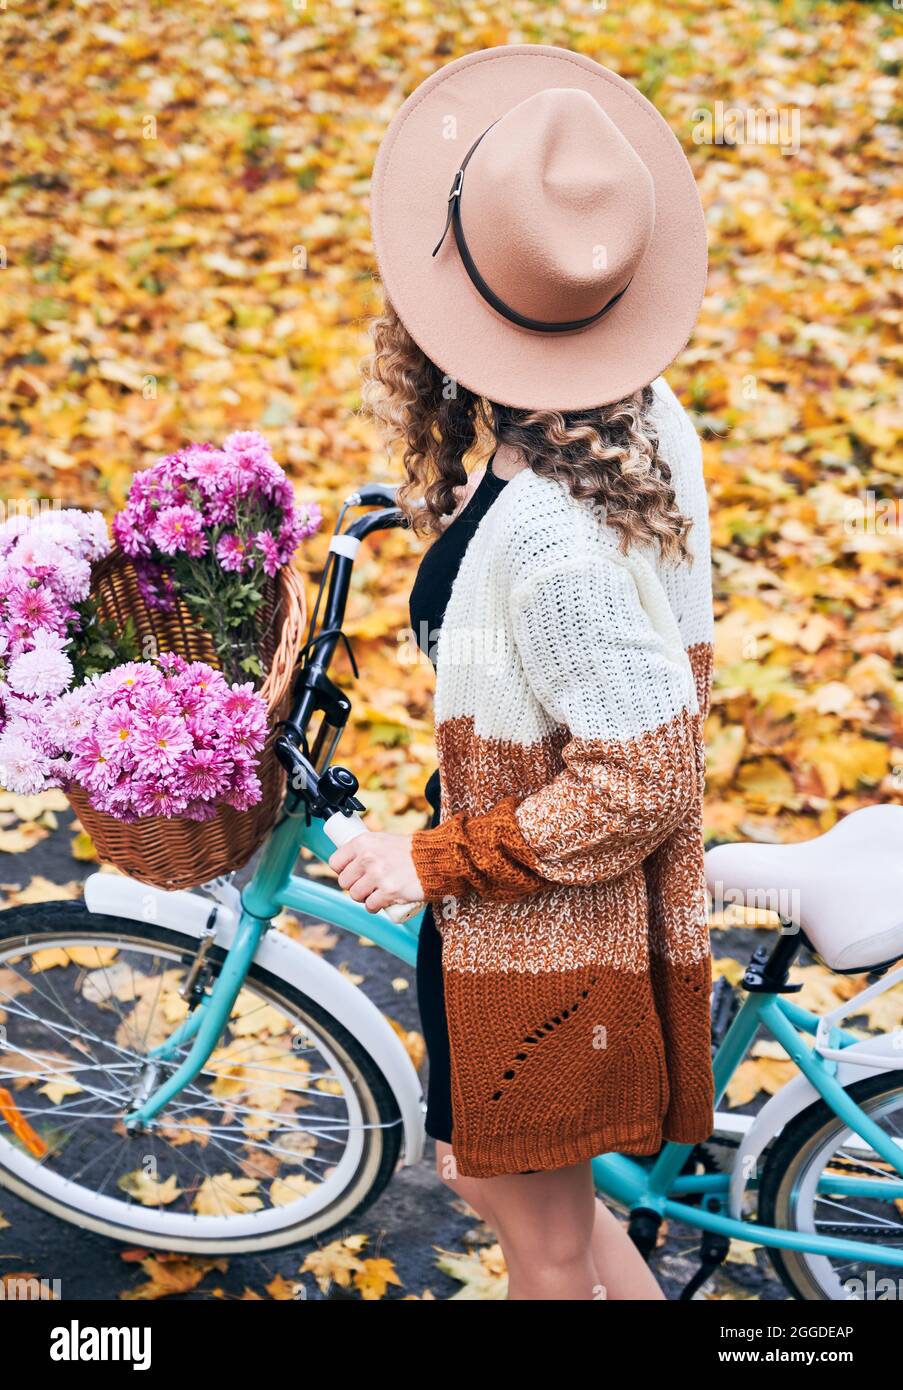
316, 505, 406, 655
273, 492, 426, 922
344, 482, 400, 509
277, 500, 407, 761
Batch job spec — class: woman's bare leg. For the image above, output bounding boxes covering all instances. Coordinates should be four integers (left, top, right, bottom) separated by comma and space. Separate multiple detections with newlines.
589, 1197, 665, 1299
433, 1140, 499, 1228
435, 1144, 596, 1300
434, 1141, 664, 1300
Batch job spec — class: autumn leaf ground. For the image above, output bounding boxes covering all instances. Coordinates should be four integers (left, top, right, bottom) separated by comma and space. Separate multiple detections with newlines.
1, 0, 900, 836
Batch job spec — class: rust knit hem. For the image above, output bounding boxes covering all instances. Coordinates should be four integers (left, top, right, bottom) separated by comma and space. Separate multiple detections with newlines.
448, 1122, 672, 1181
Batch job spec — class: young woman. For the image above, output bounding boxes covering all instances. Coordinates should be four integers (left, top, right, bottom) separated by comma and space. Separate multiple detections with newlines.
329, 45, 715, 1301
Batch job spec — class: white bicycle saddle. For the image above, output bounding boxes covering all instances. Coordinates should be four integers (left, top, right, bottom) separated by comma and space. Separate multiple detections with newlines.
704, 804, 903, 972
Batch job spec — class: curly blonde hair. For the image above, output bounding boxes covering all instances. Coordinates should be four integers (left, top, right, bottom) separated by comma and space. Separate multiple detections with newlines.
361, 298, 692, 562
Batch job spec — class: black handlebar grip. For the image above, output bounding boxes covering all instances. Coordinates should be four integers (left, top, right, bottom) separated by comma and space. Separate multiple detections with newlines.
350, 483, 398, 508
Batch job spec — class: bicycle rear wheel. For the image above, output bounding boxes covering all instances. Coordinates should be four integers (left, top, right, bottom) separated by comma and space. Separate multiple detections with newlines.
0, 902, 402, 1254
758, 1072, 903, 1300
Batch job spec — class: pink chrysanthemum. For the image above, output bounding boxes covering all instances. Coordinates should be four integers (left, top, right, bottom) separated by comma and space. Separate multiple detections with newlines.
181, 747, 231, 799
295, 502, 323, 543
96, 707, 137, 763
71, 732, 119, 791
132, 715, 193, 772
7, 584, 57, 630
215, 533, 251, 572
97, 662, 153, 700
151, 505, 207, 557
226, 766, 262, 811
132, 780, 189, 819
43, 688, 94, 752
111, 434, 316, 623
43, 654, 268, 822
253, 530, 282, 577
112, 511, 151, 558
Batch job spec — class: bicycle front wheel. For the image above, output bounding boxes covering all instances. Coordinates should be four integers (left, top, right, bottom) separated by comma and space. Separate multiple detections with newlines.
758, 1072, 903, 1300
0, 901, 402, 1253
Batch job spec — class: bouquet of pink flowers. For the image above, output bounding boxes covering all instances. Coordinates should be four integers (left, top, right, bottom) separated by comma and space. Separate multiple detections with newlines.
48, 653, 268, 823
0, 507, 137, 795
0, 436, 313, 828
112, 431, 320, 683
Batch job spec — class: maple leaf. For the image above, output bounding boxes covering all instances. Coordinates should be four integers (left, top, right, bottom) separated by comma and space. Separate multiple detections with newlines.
192, 1174, 264, 1217
385, 1015, 426, 1070
229, 987, 292, 1039
354, 1257, 403, 1301
726, 1056, 796, 1108
0, 967, 33, 1002
29, 945, 119, 973
435, 1243, 508, 1301
300, 1234, 368, 1293
121, 1256, 226, 1301
158, 1115, 212, 1149
71, 829, 100, 862
38, 1075, 85, 1104
4, 1050, 78, 1091
270, 1174, 319, 1206
0, 825, 49, 854
1, 876, 81, 907
265, 1274, 304, 1300
117, 1171, 184, 1207
0, 791, 69, 820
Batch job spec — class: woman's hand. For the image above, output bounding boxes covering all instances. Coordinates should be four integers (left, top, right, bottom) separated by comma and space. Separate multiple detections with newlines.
328, 833, 424, 914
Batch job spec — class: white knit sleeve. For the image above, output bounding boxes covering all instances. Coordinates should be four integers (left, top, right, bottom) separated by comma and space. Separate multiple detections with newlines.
506, 550, 701, 883
510, 551, 697, 742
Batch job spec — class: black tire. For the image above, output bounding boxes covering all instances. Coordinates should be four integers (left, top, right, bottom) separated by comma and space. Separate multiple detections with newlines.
758, 1070, 903, 1301
0, 901, 403, 1253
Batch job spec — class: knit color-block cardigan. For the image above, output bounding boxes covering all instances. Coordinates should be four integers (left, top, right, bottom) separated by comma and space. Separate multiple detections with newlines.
410, 377, 715, 1179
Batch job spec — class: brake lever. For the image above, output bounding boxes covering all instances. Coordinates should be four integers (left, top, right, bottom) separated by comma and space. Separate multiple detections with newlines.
274, 735, 320, 800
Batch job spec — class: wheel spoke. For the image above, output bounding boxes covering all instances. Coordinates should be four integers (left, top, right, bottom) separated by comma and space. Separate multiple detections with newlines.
0, 926, 384, 1242
768, 1080, 903, 1298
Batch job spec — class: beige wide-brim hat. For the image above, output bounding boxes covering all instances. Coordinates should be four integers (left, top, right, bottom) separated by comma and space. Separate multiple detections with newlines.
371, 45, 707, 412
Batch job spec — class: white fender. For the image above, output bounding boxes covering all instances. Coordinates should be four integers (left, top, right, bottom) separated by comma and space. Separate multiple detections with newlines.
83, 873, 425, 1167
728, 1031, 903, 1219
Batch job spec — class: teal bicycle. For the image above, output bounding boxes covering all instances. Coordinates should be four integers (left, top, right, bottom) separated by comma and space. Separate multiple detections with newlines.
0, 485, 901, 1299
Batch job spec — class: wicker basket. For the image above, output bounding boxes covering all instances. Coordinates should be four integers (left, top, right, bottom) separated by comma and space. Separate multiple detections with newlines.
66, 547, 307, 891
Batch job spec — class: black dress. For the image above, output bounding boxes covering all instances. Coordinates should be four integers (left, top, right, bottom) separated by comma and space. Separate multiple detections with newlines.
408, 458, 508, 1143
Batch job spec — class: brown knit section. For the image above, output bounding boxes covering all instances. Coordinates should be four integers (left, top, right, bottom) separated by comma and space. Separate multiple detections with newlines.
411, 794, 547, 903
644, 783, 714, 1142
409, 643, 716, 1174
437, 718, 569, 817
644, 793, 709, 966
649, 950, 714, 1144
442, 961, 672, 1178
688, 641, 713, 721
412, 706, 702, 903
515, 705, 702, 884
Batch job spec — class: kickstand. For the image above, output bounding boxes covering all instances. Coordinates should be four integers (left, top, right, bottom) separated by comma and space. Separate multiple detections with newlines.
679, 1229, 731, 1300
